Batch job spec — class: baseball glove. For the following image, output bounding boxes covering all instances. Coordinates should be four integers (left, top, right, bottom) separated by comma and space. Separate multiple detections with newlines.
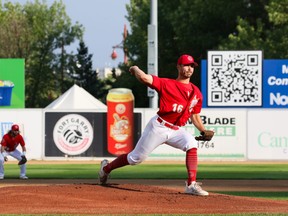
195, 130, 214, 141
18, 155, 27, 165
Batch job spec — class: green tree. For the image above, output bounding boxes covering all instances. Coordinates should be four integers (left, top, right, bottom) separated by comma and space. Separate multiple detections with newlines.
219, 0, 288, 59
0, 0, 84, 107
0, 2, 33, 58
265, 0, 288, 58
68, 40, 94, 87
68, 40, 107, 103
118, 0, 270, 107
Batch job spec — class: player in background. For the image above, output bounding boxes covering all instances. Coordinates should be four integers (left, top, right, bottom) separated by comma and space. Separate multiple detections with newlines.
99, 54, 213, 196
0, 124, 28, 180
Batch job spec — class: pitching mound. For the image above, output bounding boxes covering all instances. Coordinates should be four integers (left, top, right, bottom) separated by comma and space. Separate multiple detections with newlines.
1, 180, 287, 214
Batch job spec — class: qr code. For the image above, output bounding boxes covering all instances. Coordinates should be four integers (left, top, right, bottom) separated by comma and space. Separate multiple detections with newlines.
207, 51, 263, 106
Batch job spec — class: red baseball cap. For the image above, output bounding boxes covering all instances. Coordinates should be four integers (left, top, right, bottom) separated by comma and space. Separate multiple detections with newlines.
11, 124, 19, 131
177, 54, 198, 66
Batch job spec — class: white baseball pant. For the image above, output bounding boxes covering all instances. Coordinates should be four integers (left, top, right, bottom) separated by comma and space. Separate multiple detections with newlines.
0, 148, 26, 178
127, 115, 197, 165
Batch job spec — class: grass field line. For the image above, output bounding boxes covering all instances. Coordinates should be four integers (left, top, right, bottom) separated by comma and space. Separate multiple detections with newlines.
25, 159, 288, 165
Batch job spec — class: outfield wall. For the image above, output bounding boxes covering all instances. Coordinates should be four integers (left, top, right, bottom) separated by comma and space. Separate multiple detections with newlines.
0, 108, 287, 161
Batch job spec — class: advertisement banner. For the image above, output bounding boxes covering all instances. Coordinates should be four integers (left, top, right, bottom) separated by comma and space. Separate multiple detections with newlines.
44, 112, 142, 158
45, 112, 103, 157
150, 109, 247, 160
107, 88, 134, 156
247, 110, 288, 160
263, 60, 288, 108
0, 59, 25, 108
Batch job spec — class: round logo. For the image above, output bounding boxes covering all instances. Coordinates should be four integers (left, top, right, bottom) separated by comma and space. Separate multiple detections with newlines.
115, 103, 126, 114
53, 114, 94, 155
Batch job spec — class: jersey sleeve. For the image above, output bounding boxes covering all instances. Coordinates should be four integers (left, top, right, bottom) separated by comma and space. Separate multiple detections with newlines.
148, 75, 162, 92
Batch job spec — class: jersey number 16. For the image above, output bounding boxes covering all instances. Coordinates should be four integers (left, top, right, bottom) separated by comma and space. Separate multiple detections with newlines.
172, 104, 183, 113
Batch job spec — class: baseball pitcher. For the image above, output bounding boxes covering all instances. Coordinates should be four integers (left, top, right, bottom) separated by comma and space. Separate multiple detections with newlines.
98, 54, 214, 196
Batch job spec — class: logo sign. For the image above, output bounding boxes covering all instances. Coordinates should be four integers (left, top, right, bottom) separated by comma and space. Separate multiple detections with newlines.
247, 110, 288, 160
53, 114, 94, 155
206, 50, 263, 107
263, 60, 288, 107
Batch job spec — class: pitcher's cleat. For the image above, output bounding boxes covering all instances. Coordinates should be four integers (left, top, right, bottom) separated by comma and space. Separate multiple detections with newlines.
98, 159, 109, 185
185, 181, 209, 196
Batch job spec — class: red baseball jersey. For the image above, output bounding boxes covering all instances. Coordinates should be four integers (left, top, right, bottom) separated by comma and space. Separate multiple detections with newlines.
1, 133, 25, 152
150, 75, 203, 126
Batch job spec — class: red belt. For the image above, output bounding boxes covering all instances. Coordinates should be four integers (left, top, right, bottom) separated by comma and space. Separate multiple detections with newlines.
157, 117, 179, 130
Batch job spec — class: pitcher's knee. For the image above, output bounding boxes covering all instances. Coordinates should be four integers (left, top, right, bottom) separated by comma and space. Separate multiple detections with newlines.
127, 153, 146, 165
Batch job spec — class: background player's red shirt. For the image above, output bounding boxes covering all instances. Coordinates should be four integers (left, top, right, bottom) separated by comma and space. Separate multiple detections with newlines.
150, 75, 203, 126
1, 133, 25, 152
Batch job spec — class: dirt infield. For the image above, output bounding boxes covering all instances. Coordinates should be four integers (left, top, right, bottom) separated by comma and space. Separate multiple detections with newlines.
1, 179, 288, 215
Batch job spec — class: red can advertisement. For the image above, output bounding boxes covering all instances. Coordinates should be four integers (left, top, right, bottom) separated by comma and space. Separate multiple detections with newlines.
107, 88, 134, 156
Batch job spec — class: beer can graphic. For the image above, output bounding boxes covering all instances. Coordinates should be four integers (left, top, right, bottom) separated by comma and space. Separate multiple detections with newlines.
107, 88, 134, 155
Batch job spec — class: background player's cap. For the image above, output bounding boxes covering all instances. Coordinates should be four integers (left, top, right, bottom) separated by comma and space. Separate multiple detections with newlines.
177, 54, 198, 66
11, 124, 19, 131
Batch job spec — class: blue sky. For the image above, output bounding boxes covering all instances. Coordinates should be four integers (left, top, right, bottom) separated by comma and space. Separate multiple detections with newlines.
4, 0, 130, 69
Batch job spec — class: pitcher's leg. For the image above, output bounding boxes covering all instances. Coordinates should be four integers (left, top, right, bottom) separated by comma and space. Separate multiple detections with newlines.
104, 153, 129, 174
102, 124, 166, 176
127, 125, 166, 165
98, 116, 167, 184
186, 148, 198, 185
166, 129, 208, 196
166, 130, 198, 186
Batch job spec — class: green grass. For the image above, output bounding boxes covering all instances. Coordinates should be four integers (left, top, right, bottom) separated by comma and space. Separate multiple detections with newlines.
4, 163, 288, 179
129, 163, 288, 180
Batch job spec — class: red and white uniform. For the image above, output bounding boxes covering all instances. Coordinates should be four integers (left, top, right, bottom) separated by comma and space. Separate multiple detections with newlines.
1, 133, 25, 152
127, 76, 202, 165
151, 75, 202, 126
0, 133, 27, 178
